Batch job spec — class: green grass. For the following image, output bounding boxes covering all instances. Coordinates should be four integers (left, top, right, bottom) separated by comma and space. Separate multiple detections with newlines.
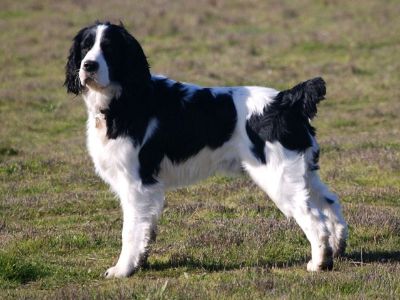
1, 0, 399, 298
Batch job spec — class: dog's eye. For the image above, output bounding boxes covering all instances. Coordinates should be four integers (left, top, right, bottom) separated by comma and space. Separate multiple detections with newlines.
82, 42, 91, 50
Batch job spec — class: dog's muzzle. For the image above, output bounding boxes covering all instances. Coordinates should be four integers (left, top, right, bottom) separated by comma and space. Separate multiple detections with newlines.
83, 60, 99, 73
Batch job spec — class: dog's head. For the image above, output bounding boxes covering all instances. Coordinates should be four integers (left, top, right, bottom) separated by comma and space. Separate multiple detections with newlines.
64, 22, 151, 95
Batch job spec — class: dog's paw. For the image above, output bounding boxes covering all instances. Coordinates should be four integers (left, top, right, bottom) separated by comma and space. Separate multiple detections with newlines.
307, 258, 333, 272
307, 260, 320, 272
104, 265, 133, 278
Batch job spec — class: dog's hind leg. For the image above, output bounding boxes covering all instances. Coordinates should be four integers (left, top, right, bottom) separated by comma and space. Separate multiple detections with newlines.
243, 142, 334, 271
307, 171, 348, 257
304, 137, 348, 257
105, 186, 165, 278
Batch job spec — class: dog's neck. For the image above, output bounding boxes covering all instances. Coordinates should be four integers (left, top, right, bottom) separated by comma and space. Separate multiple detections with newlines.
83, 83, 122, 117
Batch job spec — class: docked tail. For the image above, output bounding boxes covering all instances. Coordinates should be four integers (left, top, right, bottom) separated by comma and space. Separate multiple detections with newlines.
246, 77, 327, 152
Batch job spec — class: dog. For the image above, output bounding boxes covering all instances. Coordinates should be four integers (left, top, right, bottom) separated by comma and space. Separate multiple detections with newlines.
64, 22, 347, 278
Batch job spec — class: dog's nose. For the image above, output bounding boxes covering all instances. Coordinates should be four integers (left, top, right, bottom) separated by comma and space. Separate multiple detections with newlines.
83, 60, 99, 73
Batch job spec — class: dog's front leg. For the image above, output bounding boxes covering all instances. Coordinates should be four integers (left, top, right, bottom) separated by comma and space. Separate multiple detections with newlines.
105, 187, 164, 278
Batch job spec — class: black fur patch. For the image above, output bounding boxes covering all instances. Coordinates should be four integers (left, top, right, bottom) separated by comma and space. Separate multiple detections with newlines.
313, 149, 320, 165
138, 78, 237, 184
247, 78, 326, 152
309, 148, 320, 171
98, 24, 155, 144
101, 24, 152, 87
245, 123, 266, 164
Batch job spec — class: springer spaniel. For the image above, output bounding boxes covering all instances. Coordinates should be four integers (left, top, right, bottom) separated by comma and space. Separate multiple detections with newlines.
64, 22, 347, 278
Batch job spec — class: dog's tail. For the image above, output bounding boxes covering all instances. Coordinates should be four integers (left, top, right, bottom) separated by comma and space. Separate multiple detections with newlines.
275, 77, 326, 120
247, 77, 326, 152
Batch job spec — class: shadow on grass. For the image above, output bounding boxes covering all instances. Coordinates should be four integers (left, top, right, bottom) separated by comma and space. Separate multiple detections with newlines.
345, 250, 400, 264
146, 254, 306, 272
145, 250, 400, 273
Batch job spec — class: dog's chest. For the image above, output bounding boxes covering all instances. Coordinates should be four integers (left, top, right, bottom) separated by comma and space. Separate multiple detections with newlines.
86, 115, 139, 189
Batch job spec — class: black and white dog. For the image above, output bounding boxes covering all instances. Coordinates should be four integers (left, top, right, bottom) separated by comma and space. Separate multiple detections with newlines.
65, 22, 347, 278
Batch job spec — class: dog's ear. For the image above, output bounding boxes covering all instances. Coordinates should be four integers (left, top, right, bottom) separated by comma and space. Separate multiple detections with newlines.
118, 26, 151, 87
64, 28, 86, 95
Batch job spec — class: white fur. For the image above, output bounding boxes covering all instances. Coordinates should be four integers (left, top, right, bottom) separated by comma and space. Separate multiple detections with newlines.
159, 140, 241, 189
242, 86, 279, 118
84, 90, 165, 278
79, 25, 347, 278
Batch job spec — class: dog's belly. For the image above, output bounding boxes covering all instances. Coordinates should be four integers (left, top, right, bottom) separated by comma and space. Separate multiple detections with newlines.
87, 120, 241, 191
158, 143, 241, 189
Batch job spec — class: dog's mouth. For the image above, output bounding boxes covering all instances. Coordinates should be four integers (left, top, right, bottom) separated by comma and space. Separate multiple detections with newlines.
83, 76, 96, 86
82, 75, 107, 90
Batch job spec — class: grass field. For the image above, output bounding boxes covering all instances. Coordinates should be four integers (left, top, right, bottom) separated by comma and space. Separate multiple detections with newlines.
1, 0, 399, 298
